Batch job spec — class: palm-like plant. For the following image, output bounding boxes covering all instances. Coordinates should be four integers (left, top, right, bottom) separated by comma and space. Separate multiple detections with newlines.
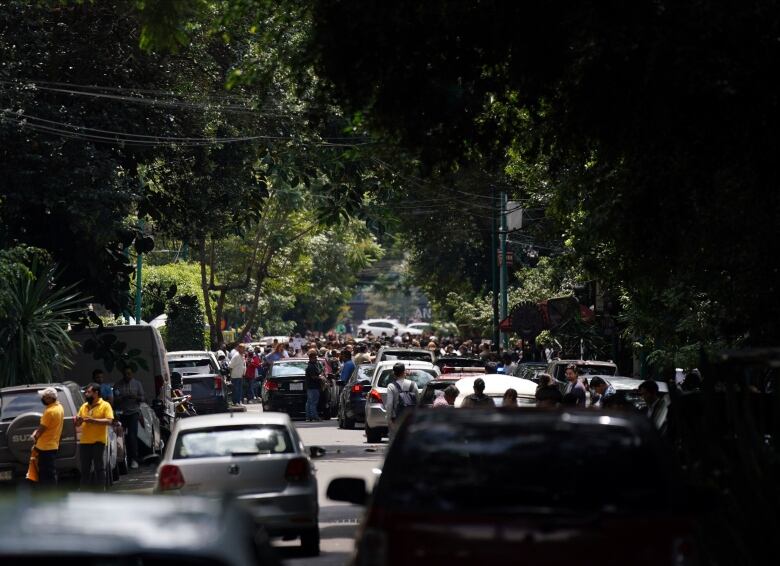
0, 258, 85, 387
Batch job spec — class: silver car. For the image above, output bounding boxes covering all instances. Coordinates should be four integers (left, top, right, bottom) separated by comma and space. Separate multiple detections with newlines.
155, 412, 321, 555
364, 360, 439, 443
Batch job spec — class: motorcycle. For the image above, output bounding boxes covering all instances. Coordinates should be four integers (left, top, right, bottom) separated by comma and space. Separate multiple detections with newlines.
172, 389, 197, 418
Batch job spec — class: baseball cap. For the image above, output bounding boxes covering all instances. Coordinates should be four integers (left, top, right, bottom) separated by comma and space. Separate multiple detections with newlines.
38, 386, 57, 398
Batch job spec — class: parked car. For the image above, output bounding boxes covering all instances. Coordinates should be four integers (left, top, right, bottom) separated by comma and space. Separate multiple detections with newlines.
512, 361, 549, 381
0, 493, 277, 565
63, 325, 171, 453
375, 346, 435, 364
0, 382, 122, 486
357, 318, 407, 337
329, 408, 698, 566
452, 374, 537, 407
261, 358, 335, 419
337, 363, 375, 429
167, 350, 228, 414
547, 358, 618, 384
155, 412, 322, 556
364, 360, 440, 443
405, 322, 432, 335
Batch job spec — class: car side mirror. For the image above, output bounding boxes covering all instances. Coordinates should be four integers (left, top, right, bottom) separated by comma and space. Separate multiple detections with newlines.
310, 446, 326, 459
327, 477, 368, 505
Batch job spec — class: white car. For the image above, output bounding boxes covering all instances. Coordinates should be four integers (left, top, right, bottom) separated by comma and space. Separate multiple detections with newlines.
364, 360, 440, 442
357, 319, 407, 337
166, 350, 219, 377
404, 323, 431, 336
155, 412, 322, 555
453, 374, 537, 407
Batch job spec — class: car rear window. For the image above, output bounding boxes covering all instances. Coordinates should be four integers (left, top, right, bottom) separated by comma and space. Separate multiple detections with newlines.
271, 362, 311, 377
0, 390, 72, 421
377, 369, 437, 389
174, 425, 294, 459
380, 352, 433, 362
378, 420, 671, 513
169, 359, 211, 369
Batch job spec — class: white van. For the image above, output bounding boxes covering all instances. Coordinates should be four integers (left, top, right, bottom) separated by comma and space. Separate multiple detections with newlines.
62, 325, 173, 452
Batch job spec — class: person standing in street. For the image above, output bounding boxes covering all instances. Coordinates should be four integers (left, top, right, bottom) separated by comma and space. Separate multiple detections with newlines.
29, 387, 64, 486
461, 378, 495, 408
563, 364, 587, 406
113, 367, 145, 470
340, 349, 355, 384
76, 383, 114, 490
92, 369, 114, 405
229, 344, 247, 405
305, 350, 323, 422
433, 385, 459, 408
589, 376, 616, 408
385, 363, 419, 435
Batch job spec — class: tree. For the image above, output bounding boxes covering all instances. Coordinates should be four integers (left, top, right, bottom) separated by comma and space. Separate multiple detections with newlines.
0, 250, 83, 387
166, 294, 206, 351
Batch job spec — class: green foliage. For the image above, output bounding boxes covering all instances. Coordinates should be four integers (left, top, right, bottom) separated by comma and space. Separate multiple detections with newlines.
82, 330, 150, 374
0, 253, 84, 387
165, 294, 206, 351
138, 262, 205, 321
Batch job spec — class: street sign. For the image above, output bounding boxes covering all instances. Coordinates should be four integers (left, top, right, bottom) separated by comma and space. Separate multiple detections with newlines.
497, 250, 514, 266
499, 316, 513, 331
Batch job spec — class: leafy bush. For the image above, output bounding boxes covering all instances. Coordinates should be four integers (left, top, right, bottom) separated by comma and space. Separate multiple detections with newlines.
166, 294, 205, 351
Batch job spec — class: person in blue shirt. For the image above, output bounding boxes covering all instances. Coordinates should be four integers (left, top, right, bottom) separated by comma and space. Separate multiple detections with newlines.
340, 349, 355, 383
92, 369, 114, 405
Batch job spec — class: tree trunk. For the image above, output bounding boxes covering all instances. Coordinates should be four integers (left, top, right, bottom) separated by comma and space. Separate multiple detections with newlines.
199, 238, 221, 349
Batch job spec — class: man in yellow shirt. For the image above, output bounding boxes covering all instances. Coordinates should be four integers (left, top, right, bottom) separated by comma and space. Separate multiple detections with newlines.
30, 387, 64, 486
76, 383, 114, 490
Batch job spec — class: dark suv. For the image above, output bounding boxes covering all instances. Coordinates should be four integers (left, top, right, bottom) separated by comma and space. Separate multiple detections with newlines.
0, 382, 83, 483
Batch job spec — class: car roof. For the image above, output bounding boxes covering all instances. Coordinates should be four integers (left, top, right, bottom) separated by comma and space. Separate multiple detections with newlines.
454, 374, 538, 397
373, 360, 436, 369
173, 411, 292, 431
0, 382, 74, 393
551, 359, 617, 366
0, 493, 254, 559
377, 346, 430, 352
408, 406, 654, 433
591, 375, 669, 392
166, 350, 213, 358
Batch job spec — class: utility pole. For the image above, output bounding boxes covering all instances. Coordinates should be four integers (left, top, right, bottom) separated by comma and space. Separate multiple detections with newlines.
491, 185, 499, 349
135, 219, 144, 325
500, 192, 509, 351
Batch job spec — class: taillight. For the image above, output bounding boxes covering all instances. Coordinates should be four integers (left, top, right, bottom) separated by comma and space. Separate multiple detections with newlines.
285, 457, 309, 482
351, 384, 363, 393
264, 379, 279, 391
368, 389, 383, 404
214, 376, 222, 391
158, 464, 185, 491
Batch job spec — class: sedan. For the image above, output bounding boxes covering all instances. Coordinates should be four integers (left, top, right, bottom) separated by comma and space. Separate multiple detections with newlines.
155, 412, 321, 556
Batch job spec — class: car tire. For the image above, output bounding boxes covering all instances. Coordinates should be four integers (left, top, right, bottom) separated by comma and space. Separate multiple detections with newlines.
337, 410, 344, 429
344, 416, 356, 430
365, 425, 382, 444
301, 528, 320, 556
118, 452, 129, 475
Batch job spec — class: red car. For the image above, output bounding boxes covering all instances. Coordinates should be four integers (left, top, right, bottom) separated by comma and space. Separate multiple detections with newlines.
329, 408, 701, 566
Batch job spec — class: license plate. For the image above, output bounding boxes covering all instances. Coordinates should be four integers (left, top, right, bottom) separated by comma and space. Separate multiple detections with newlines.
182, 384, 192, 392
289, 383, 303, 391
0, 470, 12, 481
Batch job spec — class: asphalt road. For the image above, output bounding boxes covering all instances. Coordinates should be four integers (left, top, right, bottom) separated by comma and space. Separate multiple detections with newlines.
113, 403, 386, 566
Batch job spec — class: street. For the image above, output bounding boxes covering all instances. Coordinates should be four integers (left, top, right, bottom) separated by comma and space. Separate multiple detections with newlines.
114, 404, 385, 565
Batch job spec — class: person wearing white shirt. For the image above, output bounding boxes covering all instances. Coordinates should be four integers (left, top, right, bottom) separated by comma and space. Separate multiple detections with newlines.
229, 344, 247, 405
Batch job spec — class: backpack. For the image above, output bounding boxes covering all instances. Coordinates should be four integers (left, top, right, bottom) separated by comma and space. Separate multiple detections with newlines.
391, 380, 417, 421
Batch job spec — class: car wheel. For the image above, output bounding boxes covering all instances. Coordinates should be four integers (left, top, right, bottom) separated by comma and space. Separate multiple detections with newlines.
344, 416, 356, 430
365, 424, 382, 444
300, 528, 320, 556
337, 410, 344, 429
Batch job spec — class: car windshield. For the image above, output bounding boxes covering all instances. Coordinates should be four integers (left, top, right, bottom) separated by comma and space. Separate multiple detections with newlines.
174, 425, 294, 459
378, 420, 670, 513
0, 391, 65, 421
271, 362, 310, 377
378, 369, 437, 389
380, 351, 433, 362
578, 364, 617, 376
